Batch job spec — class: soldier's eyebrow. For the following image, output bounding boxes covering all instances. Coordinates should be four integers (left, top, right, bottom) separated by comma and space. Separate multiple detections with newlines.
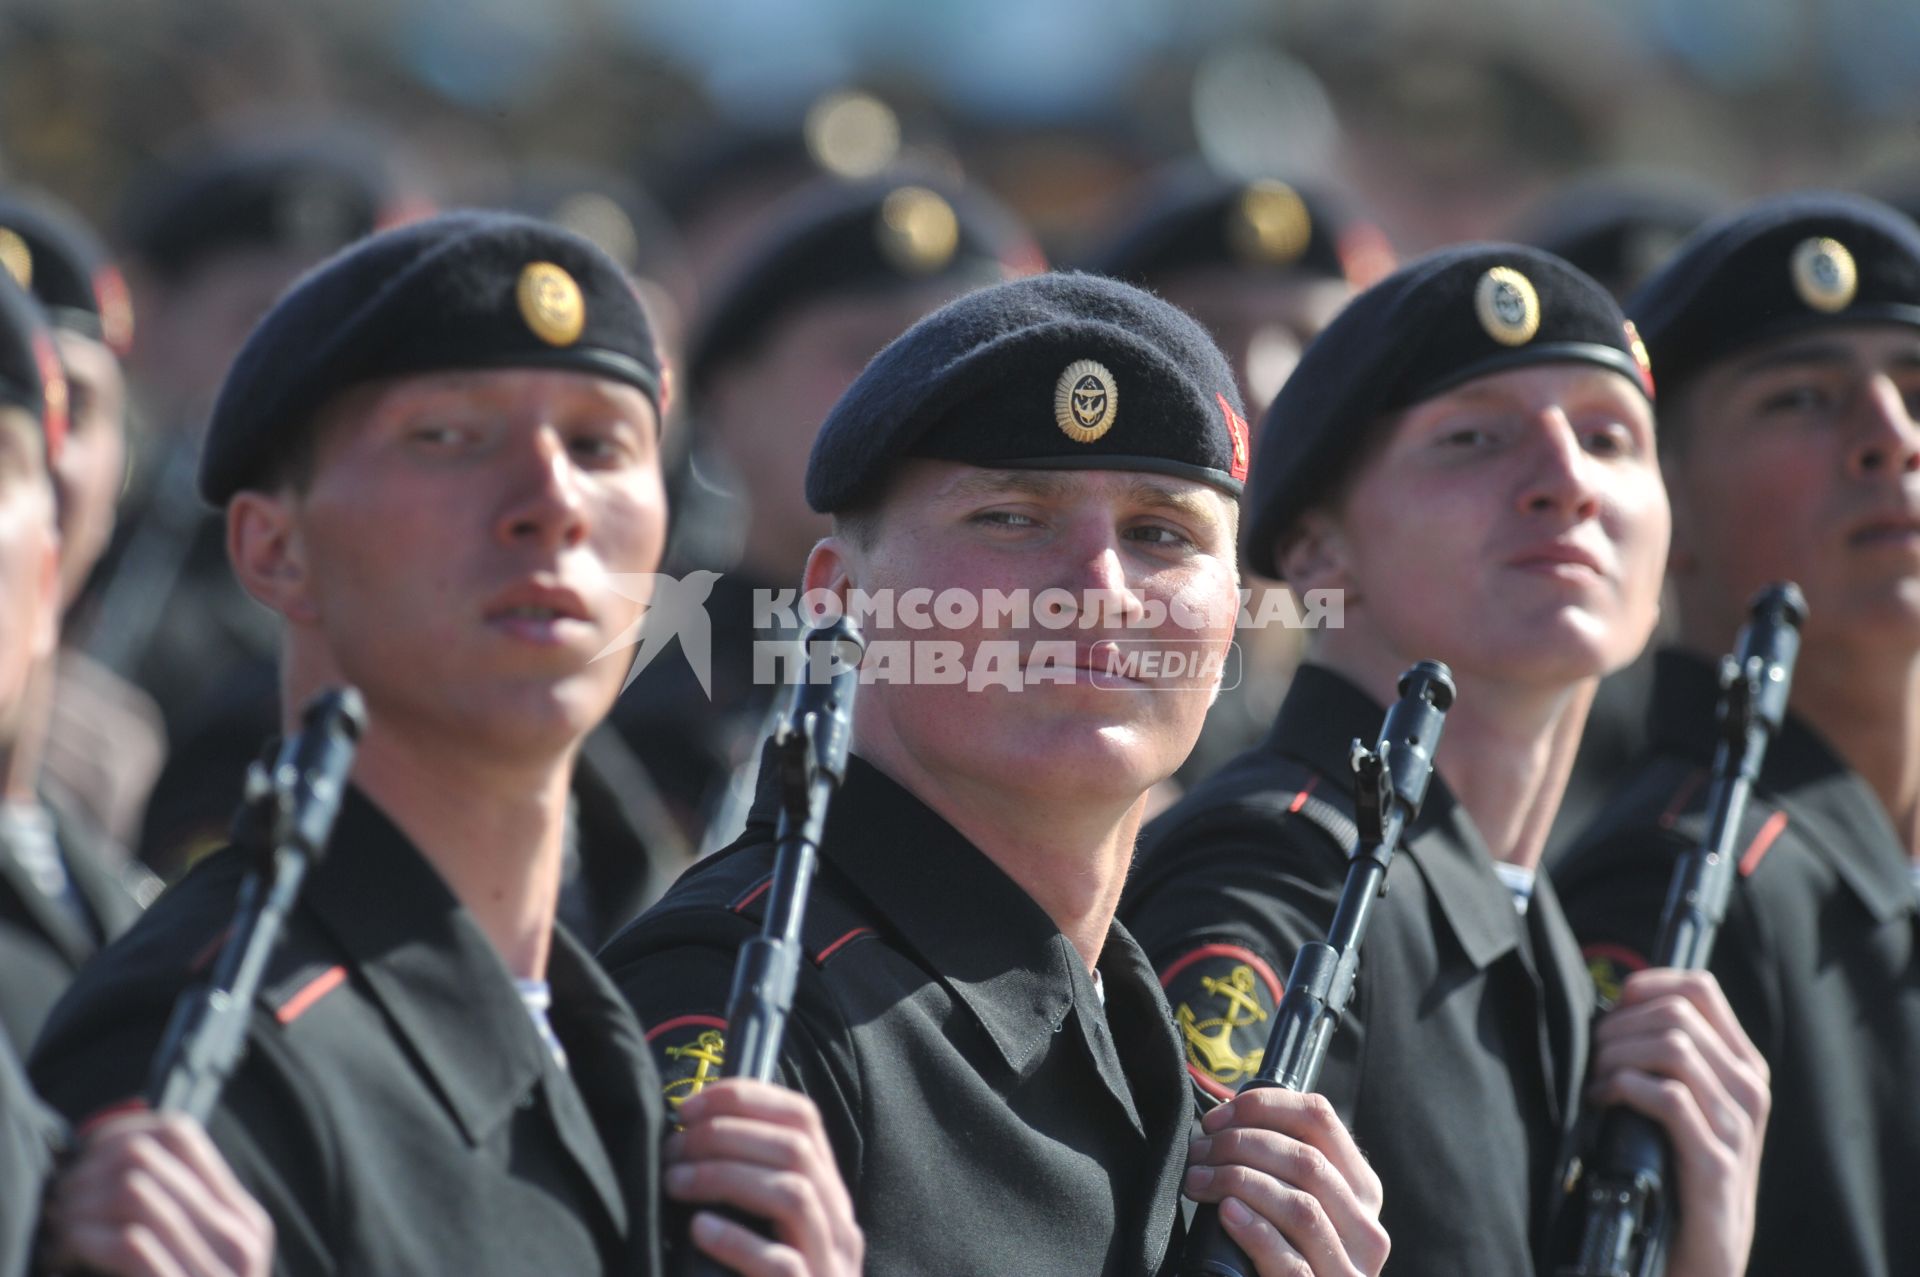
942, 470, 1078, 503
1733, 341, 1855, 374
1126, 478, 1222, 528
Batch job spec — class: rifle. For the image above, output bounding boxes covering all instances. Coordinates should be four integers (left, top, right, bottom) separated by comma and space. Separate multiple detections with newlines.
679, 618, 863, 1276
1557, 581, 1806, 1277
146, 687, 366, 1121
1181, 660, 1456, 1277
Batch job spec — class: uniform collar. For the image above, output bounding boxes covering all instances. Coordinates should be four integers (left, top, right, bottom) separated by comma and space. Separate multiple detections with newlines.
542, 924, 660, 1251
300, 788, 560, 1147
1267, 664, 1524, 972
1269, 665, 1590, 1126
0, 813, 96, 967
745, 755, 1090, 1080
1649, 648, 1914, 922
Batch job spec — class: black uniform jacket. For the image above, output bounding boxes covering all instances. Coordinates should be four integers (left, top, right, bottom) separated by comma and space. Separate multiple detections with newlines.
1, 1033, 62, 1277
29, 788, 666, 1277
1555, 649, 1920, 1277
1121, 665, 1593, 1277
0, 807, 144, 1052
599, 753, 1195, 1277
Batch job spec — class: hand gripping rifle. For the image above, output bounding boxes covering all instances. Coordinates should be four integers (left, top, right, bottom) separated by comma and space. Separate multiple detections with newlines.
1181, 661, 1456, 1277
146, 687, 366, 1122
1557, 582, 1806, 1277
679, 619, 863, 1277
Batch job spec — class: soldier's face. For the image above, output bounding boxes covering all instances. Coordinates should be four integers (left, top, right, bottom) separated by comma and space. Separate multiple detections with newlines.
705, 286, 968, 569
1665, 324, 1920, 654
1307, 363, 1667, 688
1155, 272, 1353, 418
0, 410, 58, 740
128, 247, 327, 429
821, 460, 1241, 807
275, 368, 666, 759
49, 330, 126, 606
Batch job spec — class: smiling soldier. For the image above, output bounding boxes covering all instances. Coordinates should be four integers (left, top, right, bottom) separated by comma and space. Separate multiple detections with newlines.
602, 272, 1392, 1277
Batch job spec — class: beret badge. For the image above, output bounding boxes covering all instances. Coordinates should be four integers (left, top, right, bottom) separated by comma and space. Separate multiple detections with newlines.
1623, 319, 1655, 397
1790, 236, 1857, 314
0, 230, 30, 291
516, 260, 586, 347
1229, 180, 1312, 267
1054, 359, 1118, 443
1475, 266, 1541, 347
877, 186, 960, 276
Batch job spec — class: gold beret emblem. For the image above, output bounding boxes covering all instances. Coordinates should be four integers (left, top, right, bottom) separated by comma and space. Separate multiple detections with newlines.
1055, 359, 1118, 443
1790, 236, 1857, 313
877, 186, 960, 276
516, 261, 586, 347
1229, 180, 1312, 266
1475, 266, 1541, 347
0, 229, 31, 290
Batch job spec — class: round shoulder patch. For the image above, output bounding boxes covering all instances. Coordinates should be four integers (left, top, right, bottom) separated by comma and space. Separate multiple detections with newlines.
1582, 942, 1649, 1012
1054, 358, 1118, 443
1790, 236, 1857, 314
646, 1013, 728, 1119
516, 260, 586, 347
1475, 266, 1541, 347
1159, 943, 1282, 1099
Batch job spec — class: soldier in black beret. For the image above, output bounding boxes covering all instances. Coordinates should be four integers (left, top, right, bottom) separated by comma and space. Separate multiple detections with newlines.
96, 128, 427, 874
1513, 174, 1725, 303
0, 273, 273, 1277
31, 212, 864, 1277
612, 175, 1044, 847
1121, 243, 1771, 1277
0, 189, 136, 606
0, 270, 86, 1051
0, 203, 154, 1075
116, 127, 423, 437
1085, 168, 1395, 420
84, 126, 430, 780
603, 271, 1392, 1276
1085, 169, 1397, 789
1553, 191, 1920, 1277
0, 189, 169, 860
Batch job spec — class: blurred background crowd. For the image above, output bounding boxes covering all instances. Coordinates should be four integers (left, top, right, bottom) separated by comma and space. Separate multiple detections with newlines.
2, 0, 1918, 1049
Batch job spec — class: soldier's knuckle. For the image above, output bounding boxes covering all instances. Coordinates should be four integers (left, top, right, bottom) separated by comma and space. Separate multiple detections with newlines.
1284, 1141, 1330, 1186
769, 1170, 814, 1216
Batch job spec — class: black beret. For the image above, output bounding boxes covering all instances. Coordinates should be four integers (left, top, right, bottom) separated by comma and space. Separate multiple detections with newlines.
121, 131, 412, 280
1243, 243, 1651, 579
1626, 191, 1920, 395
0, 190, 134, 354
1084, 170, 1396, 289
0, 272, 66, 457
688, 176, 1042, 392
200, 210, 664, 506
1513, 175, 1724, 301
806, 271, 1250, 513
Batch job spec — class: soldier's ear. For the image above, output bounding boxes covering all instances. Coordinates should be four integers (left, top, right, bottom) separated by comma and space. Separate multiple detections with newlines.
802, 535, 856, 606
228, 490, 320, 625
1277, 510, 1350, 595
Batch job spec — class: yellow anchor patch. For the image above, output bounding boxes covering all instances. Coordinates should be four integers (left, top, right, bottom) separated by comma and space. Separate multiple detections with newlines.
646, 1015, 730, 1120
1159, 944, 1282, 1099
